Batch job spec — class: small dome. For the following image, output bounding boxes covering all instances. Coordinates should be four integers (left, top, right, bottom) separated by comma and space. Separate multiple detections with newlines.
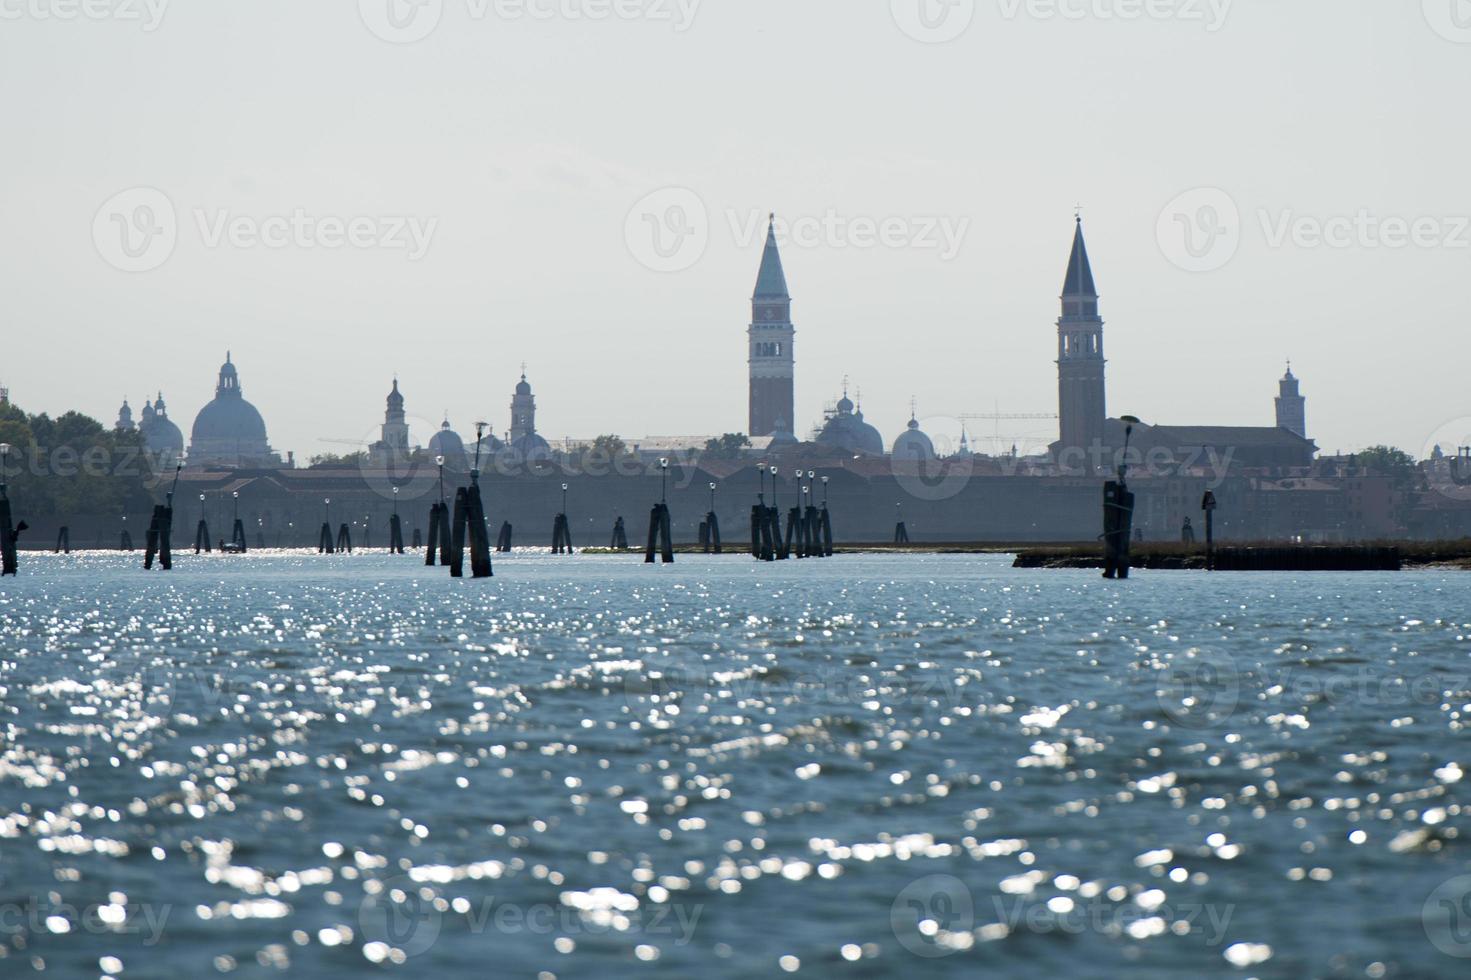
892, 416, 935, 461
515, 373, 532, 396
428, 419, 468, 467
387, 379, 404, 409
835, 394, 854, 415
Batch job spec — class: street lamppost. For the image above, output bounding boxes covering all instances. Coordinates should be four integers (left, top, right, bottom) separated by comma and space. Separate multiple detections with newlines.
561, 482, 569, 514
770, 465, 780, 512
324, 498, 331, 527
232, 490, 240, 525
435, 455, 446, 503
660, 458, 669, 504
709, 482, 717, 512
392, 485, 399, 518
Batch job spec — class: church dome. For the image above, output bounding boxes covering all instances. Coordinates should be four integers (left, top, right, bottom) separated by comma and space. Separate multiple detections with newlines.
512, 431, 551, 458
141, 391, 185, 459
192, 392, 267, 444
816, 387, 885, 456
892, 414, 935, 462
428, 419, 468, 468
188, 354, 276, 468
515, 376, 532, 396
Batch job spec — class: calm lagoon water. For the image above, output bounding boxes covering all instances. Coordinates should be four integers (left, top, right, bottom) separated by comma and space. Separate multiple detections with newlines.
0, 552, 1468, 979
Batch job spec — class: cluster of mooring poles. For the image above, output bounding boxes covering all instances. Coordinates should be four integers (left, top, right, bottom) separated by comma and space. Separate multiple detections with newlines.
698, 482, 722, 554
645, 458, 674, 563
609, 516, 628, 550
143, 465, 182, 570
1102, 415, 1140, 579
750, 465, 833, 561
423, 426, 493, 578
551, 483, 573, 554
0, 443, 23, 577
893, 502, 909, 544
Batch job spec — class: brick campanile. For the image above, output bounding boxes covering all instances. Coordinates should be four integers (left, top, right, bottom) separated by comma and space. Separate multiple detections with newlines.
748, 215, 795, 439
1057, 216, 1107, 461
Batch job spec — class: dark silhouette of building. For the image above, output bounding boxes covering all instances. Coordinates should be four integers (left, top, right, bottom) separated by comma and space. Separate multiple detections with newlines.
748, 214, 795, 441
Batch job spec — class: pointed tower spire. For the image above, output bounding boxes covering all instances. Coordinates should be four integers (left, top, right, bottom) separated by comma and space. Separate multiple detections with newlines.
753, 214, 790, 299
1062, 215, 1098, 299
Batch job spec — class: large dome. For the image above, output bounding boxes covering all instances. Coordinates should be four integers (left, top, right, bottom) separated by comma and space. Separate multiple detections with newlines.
188, 354, 277, 468
192, 397, 267, 444
816, 388, 884, 456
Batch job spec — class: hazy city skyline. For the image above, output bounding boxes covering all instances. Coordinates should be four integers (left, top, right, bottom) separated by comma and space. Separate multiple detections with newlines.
3, 2, 1468, 462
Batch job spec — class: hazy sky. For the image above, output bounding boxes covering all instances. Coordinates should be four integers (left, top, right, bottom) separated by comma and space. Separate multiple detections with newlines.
2, 1, 1468, 461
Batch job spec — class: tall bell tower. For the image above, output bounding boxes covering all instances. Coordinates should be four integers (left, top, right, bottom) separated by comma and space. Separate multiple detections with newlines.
1056, 216, 1107, 461
748, 215, 795, 439
1275, 362, 1306, 437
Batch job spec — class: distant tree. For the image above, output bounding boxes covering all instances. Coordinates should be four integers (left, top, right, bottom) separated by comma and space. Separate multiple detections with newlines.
308, 452, 367, 469
703, 433, 752, 460
0, 402, 152, 520
1357, 446, 1417, 481
591, 434, 627, 457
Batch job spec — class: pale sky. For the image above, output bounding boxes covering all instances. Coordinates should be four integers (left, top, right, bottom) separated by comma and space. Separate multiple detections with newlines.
2, 1, 1468, 461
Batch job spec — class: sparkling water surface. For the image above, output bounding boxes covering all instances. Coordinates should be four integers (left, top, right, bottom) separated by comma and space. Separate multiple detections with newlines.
1, 552, 1468, 979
